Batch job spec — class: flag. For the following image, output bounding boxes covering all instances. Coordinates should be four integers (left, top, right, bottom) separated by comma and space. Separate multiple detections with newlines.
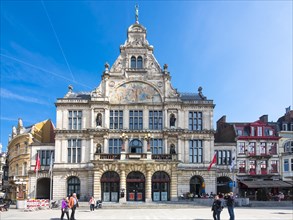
49, 152, 53, 175
34, 152, 41, 172
208, 152, 217, 171
229, 157, 235, 172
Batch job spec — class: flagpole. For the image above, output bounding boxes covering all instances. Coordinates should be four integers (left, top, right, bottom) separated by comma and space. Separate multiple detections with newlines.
49, 169, 52, 208
35, 169, 38, 199
49, 152, 53, 208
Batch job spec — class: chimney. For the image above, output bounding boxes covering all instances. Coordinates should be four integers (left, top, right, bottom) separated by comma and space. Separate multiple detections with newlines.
259, 115, 268, 123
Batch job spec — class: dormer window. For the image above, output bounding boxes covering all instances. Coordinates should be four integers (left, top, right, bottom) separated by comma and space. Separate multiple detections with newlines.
130, 56, 143, 69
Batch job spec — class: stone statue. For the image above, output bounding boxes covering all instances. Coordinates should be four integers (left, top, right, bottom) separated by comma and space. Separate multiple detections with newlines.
170, 144, 176, 154
96, 113, 102, 127
96, 144, 102, 153
170, 114, 176, 127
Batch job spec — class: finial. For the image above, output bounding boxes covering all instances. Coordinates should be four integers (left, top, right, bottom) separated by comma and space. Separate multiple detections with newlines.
163, 64, 168, 71
135, 4, 139, 24
104, 62, 110, 73
68, 85, 73, 93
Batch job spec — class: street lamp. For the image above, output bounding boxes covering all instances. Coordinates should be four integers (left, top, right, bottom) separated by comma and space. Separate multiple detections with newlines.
144, 133, 152, 152
120, 133, 128, 152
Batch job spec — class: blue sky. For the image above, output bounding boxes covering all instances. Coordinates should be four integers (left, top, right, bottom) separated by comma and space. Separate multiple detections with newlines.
1, 1, 292, 151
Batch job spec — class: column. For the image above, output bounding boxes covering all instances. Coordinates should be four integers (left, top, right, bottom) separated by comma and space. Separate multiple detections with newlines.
90, 136, 94, 160
119, 164, 126, 203
93, 170, 102, 200
170, 164, 178, 201
145, 164, 152, 203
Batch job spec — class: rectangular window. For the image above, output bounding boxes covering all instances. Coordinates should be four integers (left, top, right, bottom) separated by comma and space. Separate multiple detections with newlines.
249, 160, 256, 175
68, 110, 82, 130
257, 127, 262, 136
189, 140, 203, 163
151, 139, 163, 154
248, 142, 256, 155
38, 150, 54, 166
68, 139, 81, 163
110, 110, 123, 129
188, 112, 202, 131
109, 139, 122, 154
260, 143, 266, 155
284, 159, 289, 172
260, 161, 267, 175
23, 162, 27, 175
149, 111, 163, 130
239, 160, 246, 173
129, 110, 143, 130
282, 124, 287, 131
217, 150, 231, 165
269, 143, 277, 154
291, 159, 293, 171
250, 127, 255, 136
238, 142, 245, 154
271, 160, 278, 173
237, 129, 243, 136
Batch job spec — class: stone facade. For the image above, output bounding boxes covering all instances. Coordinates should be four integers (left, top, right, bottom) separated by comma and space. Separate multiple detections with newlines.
53, 19, 215, 202
7, 119, 55, 200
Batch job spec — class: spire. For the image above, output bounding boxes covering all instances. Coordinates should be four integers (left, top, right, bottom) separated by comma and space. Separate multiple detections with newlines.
135, 4, 139, 24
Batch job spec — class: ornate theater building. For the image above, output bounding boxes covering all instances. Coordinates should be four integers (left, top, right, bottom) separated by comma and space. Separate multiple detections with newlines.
53, 16, 216, 202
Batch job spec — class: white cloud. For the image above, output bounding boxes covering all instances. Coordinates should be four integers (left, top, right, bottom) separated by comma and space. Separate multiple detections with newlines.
0, 88, 51, 106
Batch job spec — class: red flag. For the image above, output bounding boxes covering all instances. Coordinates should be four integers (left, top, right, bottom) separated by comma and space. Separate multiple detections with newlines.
34, 152, 41, 172
208, 152, 217, 171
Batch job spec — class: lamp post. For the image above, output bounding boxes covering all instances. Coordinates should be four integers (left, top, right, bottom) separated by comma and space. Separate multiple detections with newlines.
144, 133, 152, 152
120, 133, 128, 152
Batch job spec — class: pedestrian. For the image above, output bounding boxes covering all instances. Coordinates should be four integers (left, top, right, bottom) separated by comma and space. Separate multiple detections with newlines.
224, 192, 235, 220
68, 193, 78, 220
211, 195, 223, 220
89, 196, 96, 211
60, 197, 70, 220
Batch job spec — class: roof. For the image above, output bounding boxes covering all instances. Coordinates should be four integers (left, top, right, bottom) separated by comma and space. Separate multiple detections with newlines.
64, 92, 91, 100
180, 93, 203, 101
240, 180, 293, 188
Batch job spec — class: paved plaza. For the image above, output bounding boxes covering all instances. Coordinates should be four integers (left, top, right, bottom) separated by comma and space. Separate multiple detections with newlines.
1, 206, 292, 220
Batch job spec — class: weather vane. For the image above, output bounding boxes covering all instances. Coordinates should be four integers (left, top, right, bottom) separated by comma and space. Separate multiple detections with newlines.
135, 4, 139, 24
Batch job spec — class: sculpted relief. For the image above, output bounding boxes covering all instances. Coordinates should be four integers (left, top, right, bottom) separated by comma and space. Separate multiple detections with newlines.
109, 82, 162, 104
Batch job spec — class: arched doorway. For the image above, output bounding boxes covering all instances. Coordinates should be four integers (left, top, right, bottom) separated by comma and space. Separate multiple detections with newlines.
217, 176, 232, 194
190, 176, 204, 197
101, 171, 120, 202
126, 171, 145, 201
129, 139, 143, 153
152, 171, 170, 201
36, 178, 50, 199
67, 177, 80, 199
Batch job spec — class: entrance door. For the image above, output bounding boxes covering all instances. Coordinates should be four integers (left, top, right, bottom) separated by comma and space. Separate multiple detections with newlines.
101, 171, 120, 202
127, 171, 145, 201
152, 171, 170, 201
190, 176, 204, 197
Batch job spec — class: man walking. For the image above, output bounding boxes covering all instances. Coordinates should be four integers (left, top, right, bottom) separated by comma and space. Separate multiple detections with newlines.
68, 193, 78, 220
225, 192, 235, 220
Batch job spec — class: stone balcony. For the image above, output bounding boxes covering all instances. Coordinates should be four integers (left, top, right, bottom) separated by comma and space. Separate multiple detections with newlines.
94, 153, 176, 161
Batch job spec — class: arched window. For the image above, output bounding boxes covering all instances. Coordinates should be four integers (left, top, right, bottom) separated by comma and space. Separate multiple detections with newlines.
23, 162, 27, 175
129, 139, 143, 153
131, 56, 136, 68
137, 56, 143, 68
15, 164, 19, 176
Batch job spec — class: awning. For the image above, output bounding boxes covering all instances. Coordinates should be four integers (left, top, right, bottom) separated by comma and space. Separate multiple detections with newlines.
240, 180, 293, 188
